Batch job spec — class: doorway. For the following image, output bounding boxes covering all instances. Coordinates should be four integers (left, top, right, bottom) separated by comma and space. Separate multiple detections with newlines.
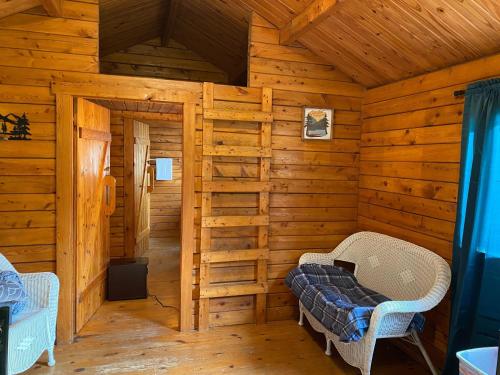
83, 99, 184, 332
53, 76, 197, 343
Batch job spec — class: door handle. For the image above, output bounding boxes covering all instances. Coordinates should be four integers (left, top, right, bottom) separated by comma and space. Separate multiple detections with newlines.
103, 175, 116, 216
147, 165, 155, 193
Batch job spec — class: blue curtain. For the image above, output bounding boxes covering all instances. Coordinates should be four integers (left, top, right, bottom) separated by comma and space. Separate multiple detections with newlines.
444, 78, 500, 374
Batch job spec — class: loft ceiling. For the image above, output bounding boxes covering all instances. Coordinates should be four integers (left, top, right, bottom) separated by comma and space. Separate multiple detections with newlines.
99, 0, 500, 88
100, 0, 168, 57
100, 0, 250, 84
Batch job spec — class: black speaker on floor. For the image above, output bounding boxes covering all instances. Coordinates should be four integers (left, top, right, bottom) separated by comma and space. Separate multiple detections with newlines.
107, 257, 149, 301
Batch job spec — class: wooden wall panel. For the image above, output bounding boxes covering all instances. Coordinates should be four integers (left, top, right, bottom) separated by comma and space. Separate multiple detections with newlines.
150, 121, 182, 240
101, 38, 228, 84
247, 13, 364, 323
358, 52, 500, 363
0, 1, 98, 272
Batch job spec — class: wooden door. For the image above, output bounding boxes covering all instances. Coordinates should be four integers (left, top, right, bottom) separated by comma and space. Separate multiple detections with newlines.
125, 119, 151, 257
75, 98, 115, 332
134, 120, 151, 256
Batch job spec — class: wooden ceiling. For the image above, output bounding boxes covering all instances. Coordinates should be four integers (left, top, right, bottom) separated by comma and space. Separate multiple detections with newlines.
243, 0, 500, 87
100, 0, 250, 84
299, 0, 500, 87
100, 0, 168, 57
100, 0, 500, 88
172, 0, 250, 83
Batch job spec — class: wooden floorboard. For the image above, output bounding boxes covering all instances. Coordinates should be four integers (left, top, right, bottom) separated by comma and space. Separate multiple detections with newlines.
26, 238, 430, 374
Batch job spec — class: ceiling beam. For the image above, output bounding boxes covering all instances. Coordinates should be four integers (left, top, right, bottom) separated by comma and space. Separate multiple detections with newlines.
40, 0, 62, 17
280, 0, 337, 45
0, 0, 40, 20
162, 0, 180, 47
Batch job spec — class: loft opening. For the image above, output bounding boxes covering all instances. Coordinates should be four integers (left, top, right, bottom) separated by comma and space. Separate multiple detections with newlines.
99, 0, 249, 86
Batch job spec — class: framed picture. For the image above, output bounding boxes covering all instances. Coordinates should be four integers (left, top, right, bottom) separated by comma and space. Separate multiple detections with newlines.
302, 107, 334, 140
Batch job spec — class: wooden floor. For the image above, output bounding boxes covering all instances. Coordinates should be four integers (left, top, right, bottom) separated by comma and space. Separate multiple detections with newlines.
26, 238, 430, 374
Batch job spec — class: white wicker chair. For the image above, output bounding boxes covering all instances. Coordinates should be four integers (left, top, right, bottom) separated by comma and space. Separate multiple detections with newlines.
298, 232, 451, 375
0, 254, 59, 374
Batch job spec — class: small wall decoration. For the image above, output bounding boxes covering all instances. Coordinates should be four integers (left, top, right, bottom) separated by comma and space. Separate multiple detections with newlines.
302, 107, 333, 141
0, 113, 31, 141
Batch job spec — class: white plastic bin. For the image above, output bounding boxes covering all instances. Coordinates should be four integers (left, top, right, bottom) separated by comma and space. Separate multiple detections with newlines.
457, 347, 499, 375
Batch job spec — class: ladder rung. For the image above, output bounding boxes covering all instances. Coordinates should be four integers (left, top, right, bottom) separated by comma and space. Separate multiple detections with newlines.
201, 248, 269, 263
204, 109, 273, 123
203, 181, 270, 193
200, 282, 268, 298
202, 215, 268, 228
203, 145, 272, 158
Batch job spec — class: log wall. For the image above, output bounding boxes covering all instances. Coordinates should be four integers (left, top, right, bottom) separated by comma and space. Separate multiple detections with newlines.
359, 52, 500, 362
247, 14, 365, 322
149, 121, 183, 240
0, 0, 99, 272
101, 37, 228, 84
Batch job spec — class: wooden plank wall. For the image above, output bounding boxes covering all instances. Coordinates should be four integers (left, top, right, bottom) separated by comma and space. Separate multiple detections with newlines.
101, 38, 228, 84
359, 53, 500, 362
110, 111, 126, 257
109, 111, 183, 257
0, 0, 99, 272
149, 121, 183, 240
247, 14, 365, 322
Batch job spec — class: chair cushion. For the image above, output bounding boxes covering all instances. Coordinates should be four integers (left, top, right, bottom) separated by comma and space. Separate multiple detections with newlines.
0, 271, 27, 322
286, 264, 425, 342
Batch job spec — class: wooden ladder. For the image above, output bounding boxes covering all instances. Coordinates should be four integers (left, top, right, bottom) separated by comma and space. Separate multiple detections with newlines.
198, 83, 273, 330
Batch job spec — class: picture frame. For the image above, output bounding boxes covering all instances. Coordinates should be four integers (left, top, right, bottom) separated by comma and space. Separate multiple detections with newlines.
302, 107, 334, 141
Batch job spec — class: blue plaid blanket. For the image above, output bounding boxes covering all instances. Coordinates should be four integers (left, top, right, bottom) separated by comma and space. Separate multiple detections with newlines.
285, 264, 425, 342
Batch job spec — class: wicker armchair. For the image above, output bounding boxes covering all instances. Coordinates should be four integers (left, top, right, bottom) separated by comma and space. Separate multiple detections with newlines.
298, 232, 451, 375
0, 254, 59, 374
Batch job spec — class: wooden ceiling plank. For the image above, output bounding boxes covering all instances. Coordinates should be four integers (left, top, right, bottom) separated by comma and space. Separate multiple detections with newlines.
299, 28, 384, 87
161, 0, 180, 47
174, 17, 245, 81
315, 19, 409, 82
40, 0, 62, 16
0, 0, 40, 20
240, 0, 296, 28
100, 0, 167, 57
279, 0, 337, 45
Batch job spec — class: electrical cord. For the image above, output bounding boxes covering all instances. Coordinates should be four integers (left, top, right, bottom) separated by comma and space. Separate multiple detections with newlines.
148, 293, 179, 310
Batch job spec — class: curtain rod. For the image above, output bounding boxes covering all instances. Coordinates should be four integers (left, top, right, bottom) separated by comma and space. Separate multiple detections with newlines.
454, 90, 466, 97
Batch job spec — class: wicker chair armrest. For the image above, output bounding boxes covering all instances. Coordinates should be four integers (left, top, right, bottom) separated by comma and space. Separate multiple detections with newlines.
20, 272, 59, 310
20, 272, 59, 343
374, 299, 426, 316
369, 281, 450, 337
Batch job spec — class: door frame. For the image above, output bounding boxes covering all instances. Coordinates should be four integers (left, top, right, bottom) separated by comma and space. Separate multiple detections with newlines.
53, 75, 200, 344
